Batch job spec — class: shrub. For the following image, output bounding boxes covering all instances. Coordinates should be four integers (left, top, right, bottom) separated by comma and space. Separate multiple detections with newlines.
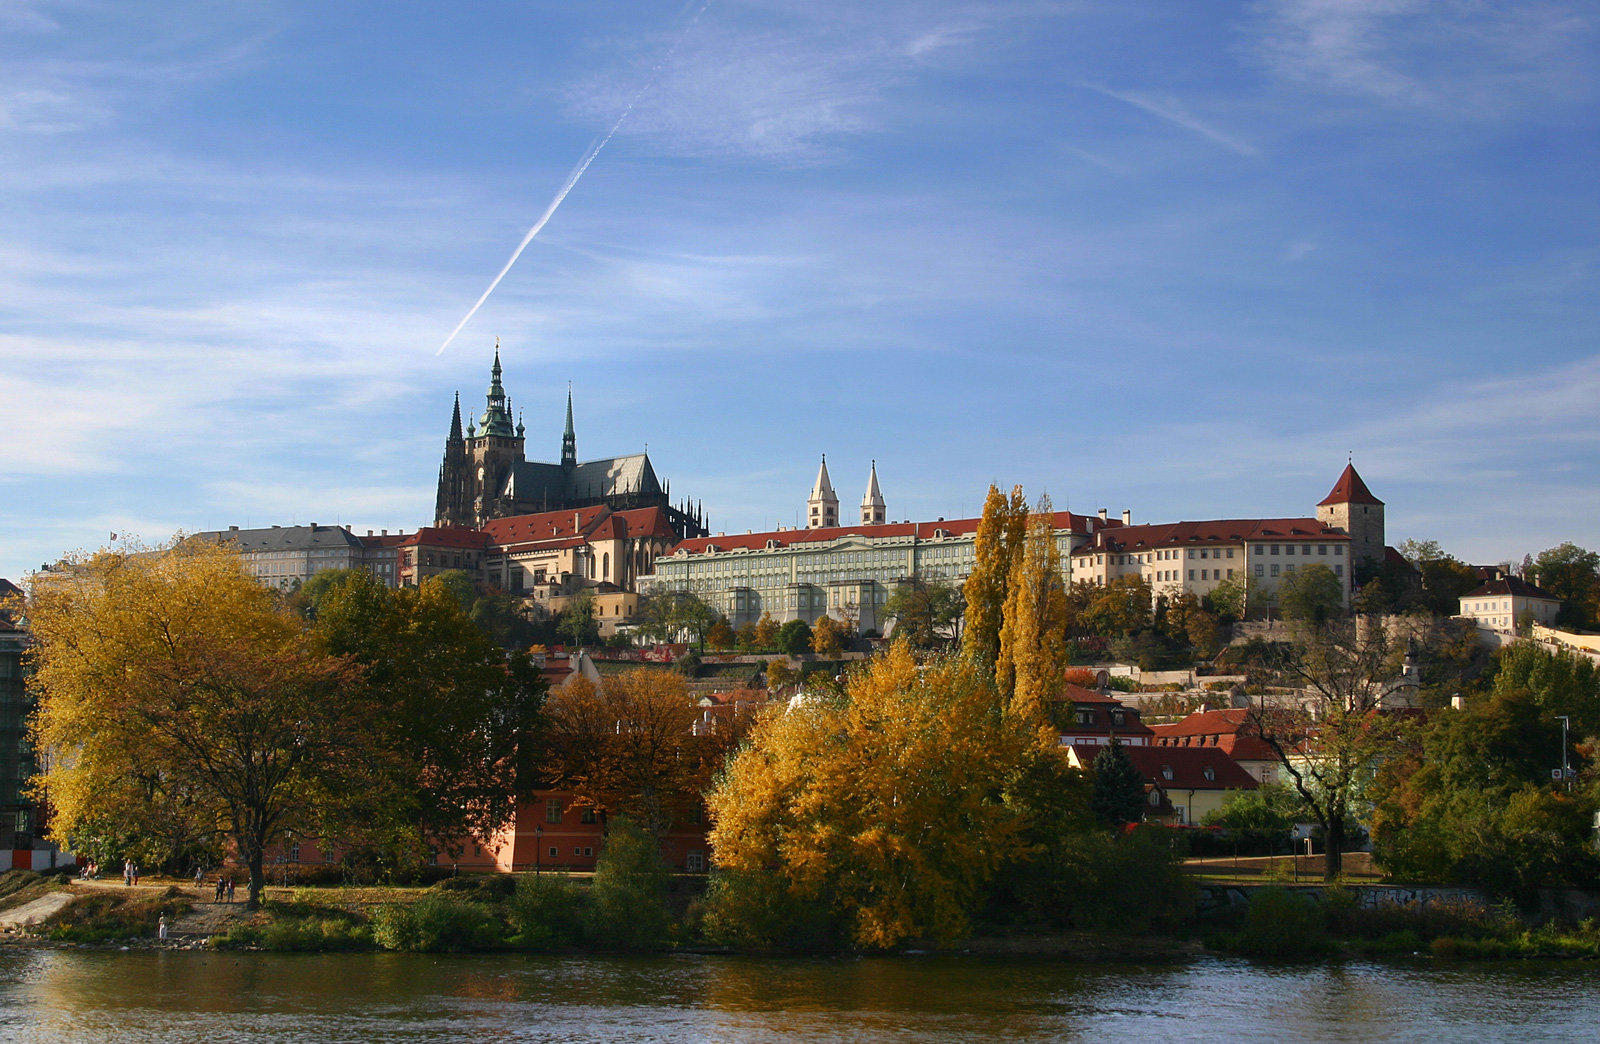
508, 875, 592, 950
697, 869, 844, 952
1230, 887, 1329, 958
372, 895, 506, 952
587, 817, 671, 951
217, 911, 373, 952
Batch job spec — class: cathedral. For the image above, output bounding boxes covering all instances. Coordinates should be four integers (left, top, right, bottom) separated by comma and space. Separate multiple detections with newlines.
434, 348, 707, 541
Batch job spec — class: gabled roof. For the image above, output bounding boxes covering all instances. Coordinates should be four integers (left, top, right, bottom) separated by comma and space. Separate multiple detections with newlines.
398, 526, 491, 550
194, 524, 365, 552
1073, 518, 1344, 555
1148, 709, 1278, 762
1463, 576, 1559, 602
1122, 745, 1259, 791
484, 506, 678, 549
1318, 464, 1383, 507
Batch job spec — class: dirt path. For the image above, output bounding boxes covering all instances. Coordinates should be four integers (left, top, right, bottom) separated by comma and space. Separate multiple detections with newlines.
0, 892, 76, 929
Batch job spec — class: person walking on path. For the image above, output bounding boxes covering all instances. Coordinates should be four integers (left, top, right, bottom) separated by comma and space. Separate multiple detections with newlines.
131, 862, 139, 886
213, 876, 225, 902
123, 859, 131, 887
225, 877, 235, 903
157, 915, 167, 943
194, 866, 204, 890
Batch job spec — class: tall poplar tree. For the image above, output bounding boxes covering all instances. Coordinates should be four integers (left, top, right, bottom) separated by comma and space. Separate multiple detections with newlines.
960, 484, 1027, 671
997, 494, 1069, 727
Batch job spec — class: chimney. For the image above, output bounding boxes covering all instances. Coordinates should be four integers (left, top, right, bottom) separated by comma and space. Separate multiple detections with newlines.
228, 525, 238, 532
1122, 509, 1132, 525
310, 522, 318, 531
1097, 508, 1108, 522
382, 529, 388, 536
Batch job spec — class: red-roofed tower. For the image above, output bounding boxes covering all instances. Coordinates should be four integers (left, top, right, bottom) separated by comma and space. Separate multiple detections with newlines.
1317, 462, 1385, 573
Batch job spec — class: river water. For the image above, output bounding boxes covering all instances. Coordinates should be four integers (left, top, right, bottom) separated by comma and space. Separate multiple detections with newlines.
0, 949, 1596, 1043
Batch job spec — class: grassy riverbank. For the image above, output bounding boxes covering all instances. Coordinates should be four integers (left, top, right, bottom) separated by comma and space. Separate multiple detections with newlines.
7, 870, 1599, 961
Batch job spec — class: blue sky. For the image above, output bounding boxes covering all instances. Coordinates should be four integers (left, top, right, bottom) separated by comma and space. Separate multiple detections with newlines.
3, 0, 1597, 582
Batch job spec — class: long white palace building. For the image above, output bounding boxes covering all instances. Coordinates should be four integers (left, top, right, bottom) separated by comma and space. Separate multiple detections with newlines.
639, 459, 1385, 633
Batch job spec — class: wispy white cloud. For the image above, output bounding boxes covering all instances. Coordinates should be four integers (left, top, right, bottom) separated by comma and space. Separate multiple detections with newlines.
1079, 82, 1261, 157
563, 2, 1003, 162
1249, 0, 1597, 115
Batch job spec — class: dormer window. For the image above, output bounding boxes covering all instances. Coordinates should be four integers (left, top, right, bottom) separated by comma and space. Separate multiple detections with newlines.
1075, 709, 1095, 726
1202, 767, 1216, 781
1161, 766, 1174, 781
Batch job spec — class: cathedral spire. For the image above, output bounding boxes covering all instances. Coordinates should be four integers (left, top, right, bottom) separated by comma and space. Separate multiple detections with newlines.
561, 384, 577, 470
448, 392, 463, 442
477, 341, 515, 437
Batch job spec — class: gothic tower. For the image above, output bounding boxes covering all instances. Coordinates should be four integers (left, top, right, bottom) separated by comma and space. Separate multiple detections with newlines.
807, 455, 839, 529
860, 460, 885, 525
434, 392, 471, 527
561, 385, 577, 472
1317, 462, 1385, 574
434, 345, 528, 527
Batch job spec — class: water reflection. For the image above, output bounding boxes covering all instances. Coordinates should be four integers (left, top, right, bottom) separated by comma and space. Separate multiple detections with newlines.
1, 949, 1598, 1043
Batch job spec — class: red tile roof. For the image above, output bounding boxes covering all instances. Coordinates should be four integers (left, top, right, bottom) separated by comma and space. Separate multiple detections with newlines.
398, 526, 491, 550
1318, 463, 1383, 507
484, 506, 678, 548
1122, 745, 1260, 790
667, 510, 1114, 556
1148, 709, 1278, 762
1072, 518, 1345, 555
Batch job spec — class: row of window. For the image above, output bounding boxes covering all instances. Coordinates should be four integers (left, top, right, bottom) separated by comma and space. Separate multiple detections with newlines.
1257, 563, 1344, 578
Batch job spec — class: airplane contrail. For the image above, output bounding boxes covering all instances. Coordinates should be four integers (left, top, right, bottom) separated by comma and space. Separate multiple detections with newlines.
437, 0, 711, 357
435, 117, 630, 356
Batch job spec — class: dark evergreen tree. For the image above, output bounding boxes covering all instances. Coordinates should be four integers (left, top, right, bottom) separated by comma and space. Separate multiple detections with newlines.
1090, 738, 1147, 827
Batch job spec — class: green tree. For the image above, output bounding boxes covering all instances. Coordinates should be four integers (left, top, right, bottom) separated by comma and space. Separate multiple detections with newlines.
556, 589, 600, 647
1081, 575, 1154, 637
1089, 738, 1146, 827
308, 570, 548, 860
1277, 563, 1345, 626
960, 484, 1027, 669
588, 816, 672, 950
883, 580, 964, 649
1371, 685, 1598, 901
1203, 783, 1306, 832
28, 542, 379, 905
1531, 542, 1600, 629
777, 619, 813, 656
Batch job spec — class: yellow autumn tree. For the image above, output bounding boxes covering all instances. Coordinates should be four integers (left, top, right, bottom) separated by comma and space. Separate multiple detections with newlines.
27, 541, 380, 905
706, 643, 1031, 950
996, 494, 1069, 731
960, 484, 1028, 671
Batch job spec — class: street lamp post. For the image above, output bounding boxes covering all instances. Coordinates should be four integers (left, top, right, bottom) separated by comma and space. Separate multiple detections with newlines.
536, 826, 543, 875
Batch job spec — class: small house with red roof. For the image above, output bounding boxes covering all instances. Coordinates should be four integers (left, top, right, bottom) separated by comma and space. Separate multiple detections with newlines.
1067, 742, 1260, 825
1149, 708, 1281, 785
1054, 683, 1155, 749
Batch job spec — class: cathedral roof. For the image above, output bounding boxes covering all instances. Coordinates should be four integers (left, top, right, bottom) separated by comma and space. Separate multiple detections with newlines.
1318, 463, 1383, 507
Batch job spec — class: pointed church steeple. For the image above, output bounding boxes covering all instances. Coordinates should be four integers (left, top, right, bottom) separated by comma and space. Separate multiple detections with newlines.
861, 460, 885, 525
808, 454, 838, 529
478, 341, 515, 437
561, 385, 577, 470
448, 392, 463, 442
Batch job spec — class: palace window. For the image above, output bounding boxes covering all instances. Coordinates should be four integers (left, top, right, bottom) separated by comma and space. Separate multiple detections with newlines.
545, 799, 563, 824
